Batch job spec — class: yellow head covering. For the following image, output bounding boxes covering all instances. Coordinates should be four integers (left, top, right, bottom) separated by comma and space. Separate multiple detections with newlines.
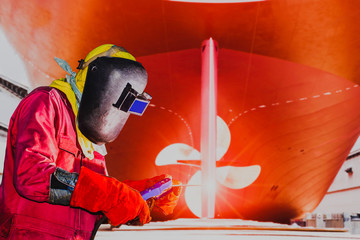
50, 44, 136, 159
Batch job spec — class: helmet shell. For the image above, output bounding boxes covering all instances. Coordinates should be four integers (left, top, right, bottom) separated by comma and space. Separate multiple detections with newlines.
77, 56, 147, 144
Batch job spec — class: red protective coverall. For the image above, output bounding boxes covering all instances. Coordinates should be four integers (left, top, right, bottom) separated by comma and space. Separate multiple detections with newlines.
0, 87, 107, 239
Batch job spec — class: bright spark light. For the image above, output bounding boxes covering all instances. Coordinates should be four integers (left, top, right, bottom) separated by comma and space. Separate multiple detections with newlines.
185, 165, 261, 217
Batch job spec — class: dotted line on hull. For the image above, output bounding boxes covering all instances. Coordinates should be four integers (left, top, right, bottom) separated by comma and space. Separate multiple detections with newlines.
227, 84, 360, 127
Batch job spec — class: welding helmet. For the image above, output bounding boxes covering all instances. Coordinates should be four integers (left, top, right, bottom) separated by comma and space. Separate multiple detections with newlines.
77, 45, 151, 144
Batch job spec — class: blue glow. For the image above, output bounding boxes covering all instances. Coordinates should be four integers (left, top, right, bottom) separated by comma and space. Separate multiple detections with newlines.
129, 99, 149, 115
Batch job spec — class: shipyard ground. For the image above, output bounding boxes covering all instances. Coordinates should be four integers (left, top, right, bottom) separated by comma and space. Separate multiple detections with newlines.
96, 219, 360, 240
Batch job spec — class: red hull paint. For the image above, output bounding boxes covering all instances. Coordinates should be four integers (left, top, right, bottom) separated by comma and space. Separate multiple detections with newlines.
2, 0, 360, 223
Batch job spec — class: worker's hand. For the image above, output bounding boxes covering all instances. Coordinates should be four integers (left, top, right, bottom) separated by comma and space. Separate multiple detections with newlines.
123, 175, 183, 216
70, 167, 151, 226
105, 186, 151, 226
153, 179, 182, 216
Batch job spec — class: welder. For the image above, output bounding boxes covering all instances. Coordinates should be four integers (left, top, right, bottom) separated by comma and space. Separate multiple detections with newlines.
0, 44, 181, 239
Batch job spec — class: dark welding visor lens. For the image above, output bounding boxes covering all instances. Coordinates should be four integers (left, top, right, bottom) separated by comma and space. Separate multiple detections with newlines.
120, 92, 136, 112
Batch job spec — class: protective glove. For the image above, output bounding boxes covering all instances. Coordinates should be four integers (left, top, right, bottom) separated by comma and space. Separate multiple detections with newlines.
123, 174, 182, 216
70, 167, 151, 226
152, 179, 182, 216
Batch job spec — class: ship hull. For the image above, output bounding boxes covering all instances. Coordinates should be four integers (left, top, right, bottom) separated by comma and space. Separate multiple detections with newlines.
2, 0, 360, 223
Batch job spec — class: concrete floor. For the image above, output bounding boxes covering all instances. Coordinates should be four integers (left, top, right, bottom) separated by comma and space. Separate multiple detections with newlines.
95, 219, 360, 240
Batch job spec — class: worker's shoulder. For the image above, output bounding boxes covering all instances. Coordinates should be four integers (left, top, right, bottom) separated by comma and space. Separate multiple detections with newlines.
26, 86, 65, 99
20, 86, 67, 107
29, 86, 59, 94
